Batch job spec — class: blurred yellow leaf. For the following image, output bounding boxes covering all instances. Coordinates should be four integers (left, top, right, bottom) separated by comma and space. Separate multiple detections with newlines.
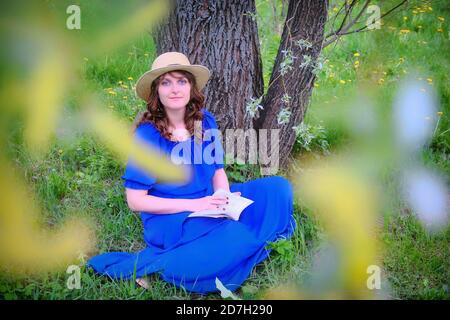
82, 101, 188, 183
93, 0, 170, 55
296, 161, 379, 298
24, 53, 68, 155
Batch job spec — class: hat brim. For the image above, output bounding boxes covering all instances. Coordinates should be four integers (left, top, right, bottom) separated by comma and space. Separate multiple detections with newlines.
135, 65, 210, 102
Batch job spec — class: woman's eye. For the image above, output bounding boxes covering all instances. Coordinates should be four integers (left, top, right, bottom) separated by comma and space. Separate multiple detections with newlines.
178, 79, 187, 85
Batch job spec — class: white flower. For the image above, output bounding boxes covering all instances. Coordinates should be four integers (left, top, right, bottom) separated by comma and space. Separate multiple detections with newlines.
246, 96, 264, 119
295, 39, 313, 50
280, 50, 296, 75
402, 167, 449, 232
393, 79, 437, 153
277, 108, 291, 125
300, 54, 313, 68
281, 93, 292, 104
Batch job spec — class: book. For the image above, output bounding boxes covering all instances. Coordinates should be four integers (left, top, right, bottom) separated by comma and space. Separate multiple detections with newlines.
188, 189, 254, 221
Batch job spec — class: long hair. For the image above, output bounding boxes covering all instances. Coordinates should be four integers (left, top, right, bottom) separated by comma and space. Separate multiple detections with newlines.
134, 70, 205, 141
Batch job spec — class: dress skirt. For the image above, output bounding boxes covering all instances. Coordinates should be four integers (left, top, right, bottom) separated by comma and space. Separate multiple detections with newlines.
87, 176, 296, 294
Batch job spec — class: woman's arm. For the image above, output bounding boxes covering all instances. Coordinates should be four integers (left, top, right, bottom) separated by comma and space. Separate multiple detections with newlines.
125, 188, 227, 214
212, 168, 230, 192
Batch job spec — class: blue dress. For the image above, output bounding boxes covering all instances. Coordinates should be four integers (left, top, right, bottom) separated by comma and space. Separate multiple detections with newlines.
87, 109, 296, 294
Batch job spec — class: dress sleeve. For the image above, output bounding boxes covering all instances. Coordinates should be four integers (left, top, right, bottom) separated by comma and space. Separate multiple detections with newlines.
121, 123, 159, 190
202, 109, 225, 170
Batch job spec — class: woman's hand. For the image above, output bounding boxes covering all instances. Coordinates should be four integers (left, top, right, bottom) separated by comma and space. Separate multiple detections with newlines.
189, 192, 241, 212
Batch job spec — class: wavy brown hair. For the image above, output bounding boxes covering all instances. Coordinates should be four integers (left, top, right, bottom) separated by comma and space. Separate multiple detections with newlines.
134, 70, 205, 141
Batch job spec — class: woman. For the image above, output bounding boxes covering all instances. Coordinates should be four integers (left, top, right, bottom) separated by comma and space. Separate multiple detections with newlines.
87, 52, 296, 294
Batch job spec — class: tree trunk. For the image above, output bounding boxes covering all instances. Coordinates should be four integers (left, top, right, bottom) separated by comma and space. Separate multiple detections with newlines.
154, 0, 328, 173
255, 0, 328, 169
154, 0, 264, 132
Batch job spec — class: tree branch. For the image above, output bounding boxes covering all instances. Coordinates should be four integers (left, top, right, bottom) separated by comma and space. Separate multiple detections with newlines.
325, 0, 358, 38
323, 0, 370, 47
323, 0, 408, 48
338, 0, 408, 36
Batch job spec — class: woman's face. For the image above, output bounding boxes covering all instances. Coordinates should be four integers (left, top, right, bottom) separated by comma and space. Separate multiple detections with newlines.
157, 72, 191, 112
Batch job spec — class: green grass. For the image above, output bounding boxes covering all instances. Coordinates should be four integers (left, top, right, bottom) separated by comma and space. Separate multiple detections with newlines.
382, 213, 449, 299
1, 0, 448, 299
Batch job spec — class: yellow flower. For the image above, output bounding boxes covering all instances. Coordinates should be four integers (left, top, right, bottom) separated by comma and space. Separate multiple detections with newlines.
108, 90, 117, 96
127, 76, 133, 80
437, 28, 443, 33
314, 82, 319, 88
339, 80, 346, 84
354, 61, 360, 68
403, 16, 408, 21
427, 78, 433, 83
354, 52, 360, 57
412, 10, 418, 14
438, 17, 445, 22
333, 7, 338, 12
122, 96, 128, 100
121, 84, 129, 89
399, 29, 411, 34
58, 149, 63, 154
428, 6, 432, 11
437, 111, 443, 116
399, 57, 405, 63
378, 78, 384, 85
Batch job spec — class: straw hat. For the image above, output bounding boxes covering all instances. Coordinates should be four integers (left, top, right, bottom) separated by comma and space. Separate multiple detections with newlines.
135, 52, 210, 102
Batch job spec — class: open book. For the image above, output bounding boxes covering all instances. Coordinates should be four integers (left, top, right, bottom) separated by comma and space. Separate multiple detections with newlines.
188, 189, 254, 221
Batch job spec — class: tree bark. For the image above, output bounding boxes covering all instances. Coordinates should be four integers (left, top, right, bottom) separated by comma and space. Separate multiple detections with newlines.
154, 0, 264, 132
255, 0, 328, 169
